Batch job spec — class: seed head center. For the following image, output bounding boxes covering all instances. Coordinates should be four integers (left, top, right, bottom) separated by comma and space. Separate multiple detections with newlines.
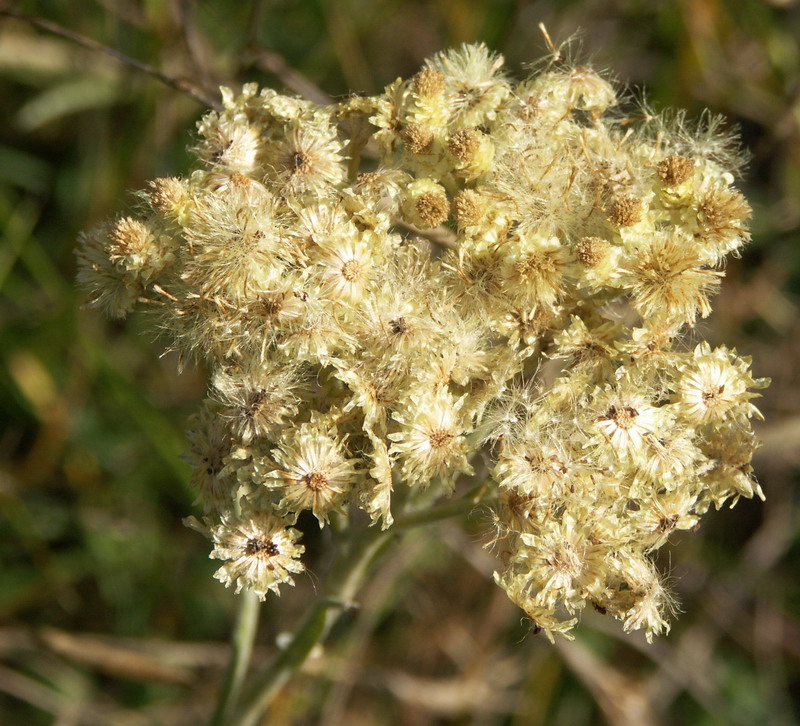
702, 384, 725, 405
304, 471, 329, 491
341, 259, 362, 282
606, 405, 639, 430
245, 537, 279, 557
292, 151, 311, 173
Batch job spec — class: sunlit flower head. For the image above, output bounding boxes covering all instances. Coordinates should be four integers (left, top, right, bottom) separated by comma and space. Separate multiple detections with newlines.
592, 386, 662, 454
673, 343, 763, 424
210, 509, 305, 599
265, 121, 346, 195
267, 423, 358, 525
429, 43, 509, 127
388, 391, 473, 491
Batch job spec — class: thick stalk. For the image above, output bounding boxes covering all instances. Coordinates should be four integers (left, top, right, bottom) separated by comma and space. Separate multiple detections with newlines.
209, 589, 260, 726
231, 524, 391, 726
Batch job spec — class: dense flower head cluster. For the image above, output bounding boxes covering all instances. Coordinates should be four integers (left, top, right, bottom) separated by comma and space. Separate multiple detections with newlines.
77, 43, 767, 641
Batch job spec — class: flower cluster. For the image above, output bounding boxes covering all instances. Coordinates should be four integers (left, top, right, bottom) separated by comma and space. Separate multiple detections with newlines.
77, 43, 766, 639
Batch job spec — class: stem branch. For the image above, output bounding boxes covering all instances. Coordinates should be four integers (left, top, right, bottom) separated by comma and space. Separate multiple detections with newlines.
232, 525, 391, 726
393, 496, 485, 529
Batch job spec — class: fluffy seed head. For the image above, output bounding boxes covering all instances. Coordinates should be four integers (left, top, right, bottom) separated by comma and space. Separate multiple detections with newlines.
76, 42, 765, 645
210, 509, 305, 599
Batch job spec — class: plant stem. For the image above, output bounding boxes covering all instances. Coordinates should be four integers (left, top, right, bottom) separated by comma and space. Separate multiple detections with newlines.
209, 589, 260, 726
228, 490, 486, 726
231, 524, 391, 726
393, 494, 489, 530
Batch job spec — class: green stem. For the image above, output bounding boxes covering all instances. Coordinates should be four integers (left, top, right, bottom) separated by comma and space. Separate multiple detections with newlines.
392, 496, 483, 529
228, 490, 486, 726
209, 589, 260, 726
231, 525, 391, 726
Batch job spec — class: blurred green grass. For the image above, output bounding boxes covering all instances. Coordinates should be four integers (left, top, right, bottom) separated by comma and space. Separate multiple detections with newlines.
1, 1, 799, 724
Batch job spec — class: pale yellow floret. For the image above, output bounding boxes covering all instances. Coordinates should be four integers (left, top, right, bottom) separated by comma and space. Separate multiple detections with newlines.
591, 385, 663, 456
314, 234, 374, 303
672, 342, 765, 424
501, 233, 571, 309
360, 431, 395, 529
401, 177, 450, 228
388, 390, 473, 492
212, 363, 302, 444
184, 404, 238, 513
264, 119, 346, 195
196, 117, 262, 173
266, 422, 358, 526
622, 230, 723, 326
429, 43, 510, 127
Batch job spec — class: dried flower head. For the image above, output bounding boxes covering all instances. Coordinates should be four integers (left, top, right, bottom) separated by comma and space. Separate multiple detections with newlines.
78, 40, 766, 641
266, 422, 359, 525
656, 154, 694, 187
210, 509, 305, 599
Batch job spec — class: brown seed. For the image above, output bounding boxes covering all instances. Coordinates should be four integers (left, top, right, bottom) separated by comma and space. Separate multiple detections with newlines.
245, 537, 279, 556
229, 172, 252, 188
340, 259, 362, 282
656, 155, 694, 186
108, 217, 151, 263
416, 192, 450, 227
357, 171, 382, 186
448, 128, 481, 161
606, 405, 639, 429
413, 67, 446, 97
428, 428, 452, 448
401, 123, 434, 155
452, 189, 483, 227
304, 471, 329, 491
607, 195, 643, 227
147, 177, 185, 214
254, 292, 285, 317
389, 317, 408, 335
697, 188, 751, 232
575, 236, 610, 267
291, 150, 311, 172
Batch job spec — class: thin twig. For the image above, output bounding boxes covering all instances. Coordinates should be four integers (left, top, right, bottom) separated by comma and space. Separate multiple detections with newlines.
397, 220, 458, 249
171, 0, 218, 95
246, 0, 268, 49
38, 626, 192, 686
244, 47, 331, 105
0, 4, 220, 109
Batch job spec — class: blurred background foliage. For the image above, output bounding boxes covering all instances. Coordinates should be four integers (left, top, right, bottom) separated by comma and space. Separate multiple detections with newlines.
1, 0, 799, 724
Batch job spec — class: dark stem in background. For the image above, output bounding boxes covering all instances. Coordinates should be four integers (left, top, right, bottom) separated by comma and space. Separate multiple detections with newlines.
0, 4, 220, 109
